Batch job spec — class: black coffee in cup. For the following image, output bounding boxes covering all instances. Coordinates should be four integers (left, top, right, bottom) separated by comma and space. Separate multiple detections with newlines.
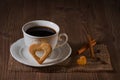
26, 26, 56, 37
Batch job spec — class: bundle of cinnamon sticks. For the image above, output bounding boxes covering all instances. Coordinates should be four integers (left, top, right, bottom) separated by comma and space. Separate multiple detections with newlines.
77, 34, 96, 58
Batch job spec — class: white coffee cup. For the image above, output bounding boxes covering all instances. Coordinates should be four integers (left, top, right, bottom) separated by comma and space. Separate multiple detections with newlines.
22, 20, 68, 50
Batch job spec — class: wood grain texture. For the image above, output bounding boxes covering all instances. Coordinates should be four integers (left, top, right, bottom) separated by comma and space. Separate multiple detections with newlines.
0, 0, 120, 80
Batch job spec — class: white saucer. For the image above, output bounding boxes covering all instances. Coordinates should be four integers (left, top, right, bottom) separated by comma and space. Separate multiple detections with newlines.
10, 38, 72, 67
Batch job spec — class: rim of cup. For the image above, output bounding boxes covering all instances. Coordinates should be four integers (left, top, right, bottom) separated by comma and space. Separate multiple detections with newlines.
22, 20, 60, 38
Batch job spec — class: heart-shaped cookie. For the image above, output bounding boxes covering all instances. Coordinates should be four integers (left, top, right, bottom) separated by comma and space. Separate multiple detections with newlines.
29, 42, 52, 64
77, 56, 87, 65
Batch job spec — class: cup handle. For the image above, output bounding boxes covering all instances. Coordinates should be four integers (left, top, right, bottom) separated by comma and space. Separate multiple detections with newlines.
56, 33, 68, 48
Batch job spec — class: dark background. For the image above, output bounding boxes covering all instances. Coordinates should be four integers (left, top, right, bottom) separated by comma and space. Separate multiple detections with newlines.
0, 0, 120, 80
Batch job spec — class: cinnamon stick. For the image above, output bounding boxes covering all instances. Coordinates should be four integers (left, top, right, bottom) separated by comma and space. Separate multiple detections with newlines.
87, 34, 95, 58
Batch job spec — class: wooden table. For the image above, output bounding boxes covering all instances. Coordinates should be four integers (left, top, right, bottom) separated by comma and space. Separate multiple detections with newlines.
0, 0, 120, 80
